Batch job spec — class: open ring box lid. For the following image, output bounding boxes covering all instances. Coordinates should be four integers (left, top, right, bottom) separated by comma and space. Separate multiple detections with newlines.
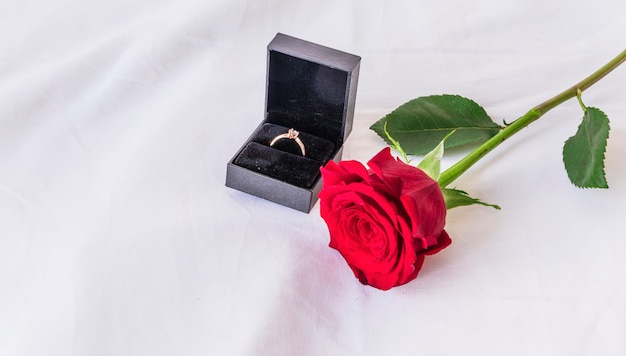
226, 33, 361, 213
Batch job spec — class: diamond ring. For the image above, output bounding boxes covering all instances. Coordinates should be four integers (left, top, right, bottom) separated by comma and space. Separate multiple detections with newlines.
269, 128, 306, 156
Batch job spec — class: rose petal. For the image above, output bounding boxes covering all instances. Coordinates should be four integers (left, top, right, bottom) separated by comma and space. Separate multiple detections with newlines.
319, 148, 452, 290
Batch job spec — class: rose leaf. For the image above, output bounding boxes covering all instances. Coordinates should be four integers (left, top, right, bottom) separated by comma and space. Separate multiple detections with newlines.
562, 106, 610, 189
371, 95, 502, 155
442, 188, 501, 210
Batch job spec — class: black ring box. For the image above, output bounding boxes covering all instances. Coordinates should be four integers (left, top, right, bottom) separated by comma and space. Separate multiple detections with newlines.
226, 33, 361, 213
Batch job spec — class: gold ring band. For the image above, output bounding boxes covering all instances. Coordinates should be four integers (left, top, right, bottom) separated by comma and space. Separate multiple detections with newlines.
269, 128, 306, 156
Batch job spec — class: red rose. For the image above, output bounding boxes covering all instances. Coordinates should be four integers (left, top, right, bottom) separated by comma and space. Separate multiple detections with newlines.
319, 148, 451, 290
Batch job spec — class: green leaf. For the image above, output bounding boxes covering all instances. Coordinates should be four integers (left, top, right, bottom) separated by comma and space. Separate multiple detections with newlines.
417, 130, 456, 180
442, 188, 501, 210
563, 107, 610, 188
371, 95, 502, 155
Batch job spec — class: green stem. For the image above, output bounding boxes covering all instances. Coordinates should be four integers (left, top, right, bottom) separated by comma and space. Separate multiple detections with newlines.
438, 48, 626, 188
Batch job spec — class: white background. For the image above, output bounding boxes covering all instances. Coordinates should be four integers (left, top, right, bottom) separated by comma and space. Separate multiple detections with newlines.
1, 0, 625, 355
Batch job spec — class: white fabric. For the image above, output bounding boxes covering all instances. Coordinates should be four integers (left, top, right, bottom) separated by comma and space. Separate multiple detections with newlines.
2, 0, 625, 355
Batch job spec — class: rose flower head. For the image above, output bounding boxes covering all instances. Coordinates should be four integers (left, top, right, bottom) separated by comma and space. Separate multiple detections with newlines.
319, 147, 451, 290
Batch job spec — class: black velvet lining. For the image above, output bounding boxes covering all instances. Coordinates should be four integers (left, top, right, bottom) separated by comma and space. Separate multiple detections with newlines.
267, 51, 348, 148
234, 142, 323, 188
233, 123, 336, 189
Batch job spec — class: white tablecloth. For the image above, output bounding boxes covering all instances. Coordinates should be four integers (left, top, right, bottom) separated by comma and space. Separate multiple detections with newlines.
2, 0, 625, 355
